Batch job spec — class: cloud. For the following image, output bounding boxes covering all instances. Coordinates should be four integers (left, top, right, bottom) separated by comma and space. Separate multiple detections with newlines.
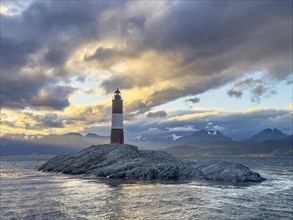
0, 36, 41, 71
251, 85, 266, 102
146, 110, 167, 119
1, 102, 112, 134
185, 97, 200, 104
64, 103, 112, 125
227, 89, 243, 98
1, 1, 292, 135
27, 85, 75, 110
0, 68, 75, 110
205, 121, 226, 132
0, 1, 118, 110
25, 112, 65, 128
3, 1, 292, 112
167, 125, 196, 132
122, 108, 292, 140
234, 78, 263, 88
76, 74, 87, 83
1, 72, 47, 109
95, 1, 292, 113
228, 77, 278, 102
1, 111, 65, 133
0, 1, 33, 16
84, 47, 141, 69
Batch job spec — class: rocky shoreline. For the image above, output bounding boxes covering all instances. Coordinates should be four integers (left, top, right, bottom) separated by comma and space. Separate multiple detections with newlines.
38, 144, 265, 182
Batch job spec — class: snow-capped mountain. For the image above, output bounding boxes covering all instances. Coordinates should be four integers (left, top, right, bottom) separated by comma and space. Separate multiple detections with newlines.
128, 129, 234, 149
2, 133, 45, 141
131, 133, 183, 142
174, 129, 234, 146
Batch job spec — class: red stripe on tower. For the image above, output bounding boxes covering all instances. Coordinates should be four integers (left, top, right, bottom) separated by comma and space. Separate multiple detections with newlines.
110, 88, 124, 144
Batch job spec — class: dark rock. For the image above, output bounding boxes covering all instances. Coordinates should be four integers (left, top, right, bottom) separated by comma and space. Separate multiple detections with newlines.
38, 144, 265, 182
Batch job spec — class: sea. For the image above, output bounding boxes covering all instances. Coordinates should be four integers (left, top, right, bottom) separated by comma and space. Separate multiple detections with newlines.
0, 156, 292, 220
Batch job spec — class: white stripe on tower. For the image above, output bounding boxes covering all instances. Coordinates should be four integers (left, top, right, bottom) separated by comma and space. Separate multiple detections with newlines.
111, 113, 123, 129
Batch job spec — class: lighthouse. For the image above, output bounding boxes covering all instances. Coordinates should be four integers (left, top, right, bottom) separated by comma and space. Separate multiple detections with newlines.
110, 88, 124, 144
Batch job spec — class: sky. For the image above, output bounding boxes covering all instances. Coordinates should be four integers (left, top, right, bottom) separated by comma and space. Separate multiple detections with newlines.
1, 0, 292, 140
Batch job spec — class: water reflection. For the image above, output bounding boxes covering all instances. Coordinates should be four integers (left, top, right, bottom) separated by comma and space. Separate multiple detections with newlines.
1, 157, 292, 220
92, 178, 193, 187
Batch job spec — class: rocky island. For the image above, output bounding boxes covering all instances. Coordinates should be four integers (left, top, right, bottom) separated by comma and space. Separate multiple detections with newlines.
38, 144, 265, 182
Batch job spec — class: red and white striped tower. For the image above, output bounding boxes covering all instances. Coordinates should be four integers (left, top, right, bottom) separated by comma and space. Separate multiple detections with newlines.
110, 88, 124, 144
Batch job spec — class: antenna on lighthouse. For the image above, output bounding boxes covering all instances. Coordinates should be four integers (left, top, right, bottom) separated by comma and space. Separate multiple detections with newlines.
110, 88, 124, 144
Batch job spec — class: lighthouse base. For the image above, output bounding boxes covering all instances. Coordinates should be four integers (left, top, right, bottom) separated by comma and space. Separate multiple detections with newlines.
110, 129, 124, 144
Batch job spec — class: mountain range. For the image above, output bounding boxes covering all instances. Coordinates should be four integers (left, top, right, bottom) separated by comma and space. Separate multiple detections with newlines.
1, 133, 109, 155
0, 128, 292, 156
163, 128, 292, 157
249, 128, 288, 142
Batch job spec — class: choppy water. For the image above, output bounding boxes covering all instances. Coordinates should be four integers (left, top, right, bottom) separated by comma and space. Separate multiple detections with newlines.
1, 156, 292, 220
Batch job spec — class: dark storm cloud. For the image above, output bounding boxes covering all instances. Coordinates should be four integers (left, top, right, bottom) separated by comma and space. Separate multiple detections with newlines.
1, 77, 75, 110
99, 1, 292, 110
1, 1, 101, 71
101, 72, 155, 93
23, 1, 96, 31
0, 73, 50, 109
27, 85, 75, 110
1, 1, 122, 110
0, 36, 41, 70
44, 48, 69, 66
85, 47, 124, 61
141, 1, 292, 64
124, 86, 207, 116
119, 73, 235, 116
130, 75, 235, 115
1, 1, 292, 113
146, 111, 167, 119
